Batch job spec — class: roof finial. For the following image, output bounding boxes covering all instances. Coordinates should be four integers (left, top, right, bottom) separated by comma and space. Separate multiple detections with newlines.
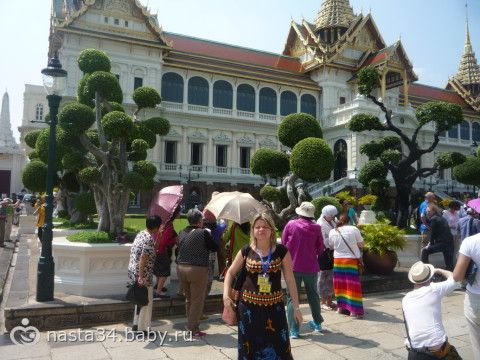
465, 0, 471, 47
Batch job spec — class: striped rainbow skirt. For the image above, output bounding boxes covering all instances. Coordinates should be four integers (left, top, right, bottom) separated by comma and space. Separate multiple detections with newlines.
333, 258, 364, 316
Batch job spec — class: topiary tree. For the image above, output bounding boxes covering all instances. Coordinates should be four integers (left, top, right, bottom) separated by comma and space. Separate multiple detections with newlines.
311, 196, 342, 219
349, 66, 465, 228
453, 154, 480, 193
23, 49, 170, 235
251, 112, 334, 229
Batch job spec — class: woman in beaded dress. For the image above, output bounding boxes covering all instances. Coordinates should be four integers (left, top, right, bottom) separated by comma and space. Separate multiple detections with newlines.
223, 213, 303, 360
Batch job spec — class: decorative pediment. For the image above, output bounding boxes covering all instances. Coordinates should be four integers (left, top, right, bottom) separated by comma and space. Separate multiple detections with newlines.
165, 127, 182, 138
258, 137, 276, 148
447, 78, 480, 112
236, 135, 255, 146
53, 0, 171, 47
213, 132, 231, 143
188, 129, 207, 141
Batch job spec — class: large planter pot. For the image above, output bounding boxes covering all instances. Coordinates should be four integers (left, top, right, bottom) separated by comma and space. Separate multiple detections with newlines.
53, 237, 132, 297
363, 249, 398, 275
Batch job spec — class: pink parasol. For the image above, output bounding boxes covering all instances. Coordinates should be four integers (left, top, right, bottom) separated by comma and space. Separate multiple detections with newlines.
148, 185, 184, 223
467, 198, 480, 213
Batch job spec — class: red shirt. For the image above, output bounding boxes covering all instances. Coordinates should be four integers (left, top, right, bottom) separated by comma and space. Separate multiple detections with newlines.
156, 222, 177, 254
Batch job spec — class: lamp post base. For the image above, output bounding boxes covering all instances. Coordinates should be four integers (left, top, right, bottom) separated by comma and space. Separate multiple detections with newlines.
36, 256, 55, 302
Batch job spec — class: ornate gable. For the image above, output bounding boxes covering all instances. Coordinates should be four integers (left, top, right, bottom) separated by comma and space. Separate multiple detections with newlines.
52, 0, 170, 54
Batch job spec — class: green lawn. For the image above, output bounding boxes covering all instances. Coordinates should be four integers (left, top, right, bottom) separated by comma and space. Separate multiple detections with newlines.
124, 217, 189, 233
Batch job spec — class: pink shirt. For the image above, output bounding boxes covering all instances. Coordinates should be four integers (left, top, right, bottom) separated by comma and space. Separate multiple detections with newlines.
281, 217, 324, 273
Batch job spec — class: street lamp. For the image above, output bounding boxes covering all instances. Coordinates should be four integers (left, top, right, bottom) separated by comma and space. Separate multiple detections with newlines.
36, 54, 67, 302
179, 166, 200, 211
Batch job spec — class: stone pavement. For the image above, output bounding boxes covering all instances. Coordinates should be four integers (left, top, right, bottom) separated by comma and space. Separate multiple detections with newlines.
0, 290, 474, 360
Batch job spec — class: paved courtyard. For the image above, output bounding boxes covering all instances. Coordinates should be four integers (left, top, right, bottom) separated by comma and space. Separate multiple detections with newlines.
0, 290, 474, 360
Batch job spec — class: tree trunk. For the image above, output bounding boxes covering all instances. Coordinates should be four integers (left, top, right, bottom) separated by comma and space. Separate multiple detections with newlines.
394, 180, 413, 228
94, 188, 110, 232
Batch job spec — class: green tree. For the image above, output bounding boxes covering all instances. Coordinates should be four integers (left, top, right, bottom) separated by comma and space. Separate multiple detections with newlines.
251, 113, 334, 228
349, 66, 465, 227
23, 49, 170, 235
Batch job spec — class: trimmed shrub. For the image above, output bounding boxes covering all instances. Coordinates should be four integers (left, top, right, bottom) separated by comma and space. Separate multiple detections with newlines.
86, 71, 123, 104
312, 196, 342, 219
348, 113, 384, 132
416, 101, 463, 131
78, 167, 101, 184
122, 171, 144, 191
77, 74, 94, 107
77, 49, 111, 74
22, 160, 47, 192
133, 160, 157, 178
369, 178, 390, 194
133, 86, 161, 109
131, 139, 149, 153
58, 102, 95, 133
25, 130, 42, 149
453, 157, 480, 186
290, 137, 334, 182
358, 160, 388, 187
97, 101, 125, 118
360, 142, 384, 160
380, 149, 402, 164
128, 149, 148, 161
436, 152, 466, 169
381, 136, 401, 150
133, 123, 156, 148
74, 192, 96, 215
250, 148, 290, 178
67, 231, 112, 244
101, 111, 133, 139
28, 150, 39, 160
143, 117, 170, 135
357, 66, 380, 96
62, 152, 85, 171
278, 113, 322, 148
260, 184, 280, 202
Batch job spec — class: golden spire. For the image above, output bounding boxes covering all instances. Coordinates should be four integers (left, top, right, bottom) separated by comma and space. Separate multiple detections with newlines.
455, 2, 480, 86
315, 0, 356, 30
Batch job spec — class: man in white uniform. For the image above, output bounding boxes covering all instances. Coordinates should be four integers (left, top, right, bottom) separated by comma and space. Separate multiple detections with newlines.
402, 261, 461, 359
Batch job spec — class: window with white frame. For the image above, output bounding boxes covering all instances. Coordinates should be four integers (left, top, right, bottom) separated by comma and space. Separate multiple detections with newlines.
239, 147, 250, 169
35, 104, 44, 121
165, 141, 177, 164
191, 143, 203, 165
216, 145, 228, 167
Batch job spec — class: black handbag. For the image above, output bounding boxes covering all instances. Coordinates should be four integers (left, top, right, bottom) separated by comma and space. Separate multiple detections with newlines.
318, 249, 334, 271
465, 260, 478, 286
126, 281, 149, 307
229, 246, 251, 301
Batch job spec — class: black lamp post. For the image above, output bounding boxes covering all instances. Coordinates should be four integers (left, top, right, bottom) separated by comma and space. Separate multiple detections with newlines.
179, 166, 200, 211
36, 54, 67, 302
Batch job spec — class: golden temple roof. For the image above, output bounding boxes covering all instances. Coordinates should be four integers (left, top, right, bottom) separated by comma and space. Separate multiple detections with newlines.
315, 0, 356, 30
454, 22, 480, 85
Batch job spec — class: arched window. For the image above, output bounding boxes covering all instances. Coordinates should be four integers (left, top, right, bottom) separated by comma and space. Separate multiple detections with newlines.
473, 122, 480, 142
448, 124, 458, 139
280, 91, 297, 116
161, 72, 184, 103
213, 80, 233, 109
333, 139, 348, 181
259, 87, 277, 115
300, 94, 316, 118
35, 104, 44, 121
460, 121, 470, 140
188, 76, 209, 106
237, 84, 255, 112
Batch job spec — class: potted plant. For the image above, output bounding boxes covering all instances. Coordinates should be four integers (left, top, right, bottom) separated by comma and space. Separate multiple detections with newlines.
358, 220, 406, 275
358, 194, 377, 210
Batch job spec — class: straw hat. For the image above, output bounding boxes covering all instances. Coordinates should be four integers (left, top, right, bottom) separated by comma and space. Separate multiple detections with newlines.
408, 261, 435, 284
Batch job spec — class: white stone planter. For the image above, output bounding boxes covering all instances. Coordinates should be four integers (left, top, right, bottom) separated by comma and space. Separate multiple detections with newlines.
53, 237, 132, 297
397, 234, 445, 268
358, 210, 376, 224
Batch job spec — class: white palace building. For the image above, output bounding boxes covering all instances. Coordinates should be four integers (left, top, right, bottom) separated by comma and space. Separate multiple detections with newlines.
19, 0, 480, 210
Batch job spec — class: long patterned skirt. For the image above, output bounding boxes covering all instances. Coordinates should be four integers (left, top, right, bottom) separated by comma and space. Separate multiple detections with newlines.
237, 300, 293, 360
333, 258, 364, 316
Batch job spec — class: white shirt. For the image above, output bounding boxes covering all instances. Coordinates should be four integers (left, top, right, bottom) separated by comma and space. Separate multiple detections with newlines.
459, 233, 480, 294
402, 277, 460, 349
442, 210, 460, 236
317, 215, 336, 248
327, 226, 363, 259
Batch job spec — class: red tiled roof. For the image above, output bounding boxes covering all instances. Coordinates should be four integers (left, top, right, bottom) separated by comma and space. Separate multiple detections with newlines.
164, 32, 303, 73
408, 84, 467, 106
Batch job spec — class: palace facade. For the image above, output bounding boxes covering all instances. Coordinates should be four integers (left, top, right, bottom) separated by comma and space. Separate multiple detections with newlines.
19, 0, 480, 209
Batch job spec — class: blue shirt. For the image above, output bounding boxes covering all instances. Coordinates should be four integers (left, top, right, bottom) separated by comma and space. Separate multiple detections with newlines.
419, 200, 430, 233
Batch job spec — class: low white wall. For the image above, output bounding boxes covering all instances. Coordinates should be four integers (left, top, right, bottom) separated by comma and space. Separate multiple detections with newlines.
53, 237, 132, 297
397, 234, 445, 268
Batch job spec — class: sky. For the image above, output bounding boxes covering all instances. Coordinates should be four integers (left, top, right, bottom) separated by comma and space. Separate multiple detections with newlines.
0, 0, 479, 141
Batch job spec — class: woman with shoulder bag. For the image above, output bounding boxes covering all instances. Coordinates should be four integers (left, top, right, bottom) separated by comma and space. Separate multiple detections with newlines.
327, 213, 365, 319
223, 213, 302, 360
317, 205, 338, 311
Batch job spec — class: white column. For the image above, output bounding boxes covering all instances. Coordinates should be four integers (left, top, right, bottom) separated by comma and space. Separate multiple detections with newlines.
207, 131, 213, 166
255, 86, 260, 120
183, 75, 188, 105
230, 133, 236, 168
181, 126, 188, 165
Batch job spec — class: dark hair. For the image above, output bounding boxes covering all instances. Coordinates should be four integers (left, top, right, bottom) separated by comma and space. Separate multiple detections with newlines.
187, 208, 203, 225
146, 215, 162, 230
448, 200, 461, 210
336, 213, 350, 227
239, 222, 251, 234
